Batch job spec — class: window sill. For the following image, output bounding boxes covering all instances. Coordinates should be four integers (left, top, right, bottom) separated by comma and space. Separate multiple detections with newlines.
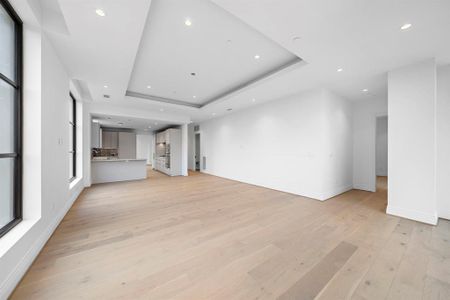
0, 218, 39, 258
69, 177, 82, 190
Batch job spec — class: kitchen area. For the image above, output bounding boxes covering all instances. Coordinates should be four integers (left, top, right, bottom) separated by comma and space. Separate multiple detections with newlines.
154, 128, 182, 176
90, 115, 183, 184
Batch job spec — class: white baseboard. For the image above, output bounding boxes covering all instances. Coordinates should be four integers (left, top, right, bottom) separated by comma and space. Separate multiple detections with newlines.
201, 170, 355, 202
0, 183, 84, 299
320, 185, 354, 201
353, 182, 376, 192
387, 205, 438, 225
438, 211, 450, 221
201, 170, 324, 200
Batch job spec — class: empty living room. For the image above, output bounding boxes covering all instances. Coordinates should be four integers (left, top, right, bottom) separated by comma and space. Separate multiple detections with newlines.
1, 0, 450, 299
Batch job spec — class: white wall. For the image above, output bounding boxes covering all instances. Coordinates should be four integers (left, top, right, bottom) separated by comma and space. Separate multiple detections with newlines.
352, 97, 388, 192
387, 59, 437, 225
181, 124, 188, 176
199, 89, 353, 201
437, 65, 450, 220
136, 134, 152, 164
376, 116, 388, 176
321, 91, 354, 199
0, 4, 85, 296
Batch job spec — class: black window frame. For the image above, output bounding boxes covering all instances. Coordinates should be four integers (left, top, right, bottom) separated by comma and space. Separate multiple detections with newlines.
0, 0, 23, 238
69, 93, 77, 181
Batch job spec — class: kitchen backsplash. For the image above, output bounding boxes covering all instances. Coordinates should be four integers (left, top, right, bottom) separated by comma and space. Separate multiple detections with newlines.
92, 148, 118, 158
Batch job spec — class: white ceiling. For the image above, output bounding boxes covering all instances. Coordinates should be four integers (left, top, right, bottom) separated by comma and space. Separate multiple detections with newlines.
92, 114, 178, 133
128, 0, 299, 106
37, 0, 450, 123
41, 0, 152, 102
211, 0, 450, 101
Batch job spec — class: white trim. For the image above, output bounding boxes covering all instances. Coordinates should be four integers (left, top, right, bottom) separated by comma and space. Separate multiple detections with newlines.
438, 212, 450, 221
353, 183, 376, 192
387, 204, 438, 225
200, 170, 339, 202
0, 220, 39, 258
0, 184, 84, 299
69, 176, 82, 190
320, 185, 354, 201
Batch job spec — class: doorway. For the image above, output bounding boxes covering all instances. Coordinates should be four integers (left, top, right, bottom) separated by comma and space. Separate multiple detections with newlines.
195, 133, 201, 171
375, 116, 388, 191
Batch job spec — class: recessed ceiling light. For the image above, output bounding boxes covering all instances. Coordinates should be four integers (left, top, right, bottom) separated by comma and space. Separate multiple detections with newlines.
254, 55, 260, 60
251, 98, 256, 102
193, 95, 197, 99
337, 68, 343, 72
185, 19, 192, 26
362, 88, 369, 92
92, 119, 99, 123
147, 85, 151, 89
148, 126, 152, 129
160, 108, 164, 112
212, 112, 216, 116
118, 122, 124, 125
104, 85, 108, 88
154, 122, 158, 125
95, 9, 106, 17
400, 23, 412, 30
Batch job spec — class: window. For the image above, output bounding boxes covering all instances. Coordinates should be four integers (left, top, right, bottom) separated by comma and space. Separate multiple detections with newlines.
0, 0, 22, 238
69, 93, 76, 180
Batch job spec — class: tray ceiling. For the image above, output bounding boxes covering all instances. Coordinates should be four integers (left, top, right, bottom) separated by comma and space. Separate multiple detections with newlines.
127, 0, 301, 108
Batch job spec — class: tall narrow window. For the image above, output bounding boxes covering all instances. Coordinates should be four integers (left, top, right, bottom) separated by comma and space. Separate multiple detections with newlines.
0, 0, 22, 238
69, 93, 76, 180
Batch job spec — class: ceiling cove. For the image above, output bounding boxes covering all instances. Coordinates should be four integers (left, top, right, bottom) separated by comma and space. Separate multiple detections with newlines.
126, 0, 303, 109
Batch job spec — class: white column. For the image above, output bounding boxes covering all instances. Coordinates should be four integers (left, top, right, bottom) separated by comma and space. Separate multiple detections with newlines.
387, 59, 437, 224
437, 66, 450, 220
181, 124, 188, 176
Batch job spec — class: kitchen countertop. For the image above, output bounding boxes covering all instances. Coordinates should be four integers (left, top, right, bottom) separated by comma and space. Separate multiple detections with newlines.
91, 158, 147, 162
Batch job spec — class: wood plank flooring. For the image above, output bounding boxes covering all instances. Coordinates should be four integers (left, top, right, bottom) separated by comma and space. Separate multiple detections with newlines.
10, 171, 450, 299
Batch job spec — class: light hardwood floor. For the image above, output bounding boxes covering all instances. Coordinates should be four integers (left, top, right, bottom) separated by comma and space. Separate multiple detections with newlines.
11, 171, 450, 299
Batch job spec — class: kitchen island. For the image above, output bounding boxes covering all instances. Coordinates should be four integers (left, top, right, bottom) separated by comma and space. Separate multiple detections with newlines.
91, 158, 147, 184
